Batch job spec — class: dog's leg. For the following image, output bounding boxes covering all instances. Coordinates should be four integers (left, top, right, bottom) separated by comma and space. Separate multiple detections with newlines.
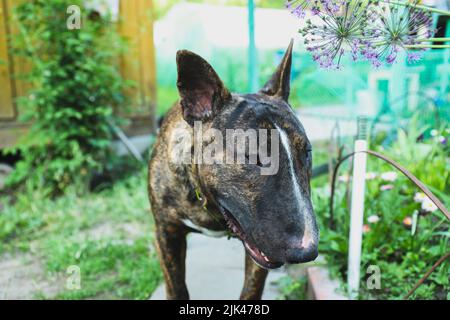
154, 220, 189, 300
239, 252, 268, 300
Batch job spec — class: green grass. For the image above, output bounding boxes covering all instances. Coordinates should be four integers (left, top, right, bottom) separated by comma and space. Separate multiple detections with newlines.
277, 276, 308, 300
0, 168, 162, 299
44, 237, 161, 299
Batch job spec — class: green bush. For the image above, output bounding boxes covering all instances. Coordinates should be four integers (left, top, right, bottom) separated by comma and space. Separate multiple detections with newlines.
314, 124, 449, 299
277, 276, 308, 300
6, 0, 128, 195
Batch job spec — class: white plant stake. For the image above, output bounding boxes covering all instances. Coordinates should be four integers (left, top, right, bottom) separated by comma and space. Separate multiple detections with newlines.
347, 117, 368, 299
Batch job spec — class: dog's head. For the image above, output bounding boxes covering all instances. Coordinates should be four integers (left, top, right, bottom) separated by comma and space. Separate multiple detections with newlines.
176, 41, 319, 269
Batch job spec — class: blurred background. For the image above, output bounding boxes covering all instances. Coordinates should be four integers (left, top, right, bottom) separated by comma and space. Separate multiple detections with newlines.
0, 0, 448, 300
1, 0, 449, 151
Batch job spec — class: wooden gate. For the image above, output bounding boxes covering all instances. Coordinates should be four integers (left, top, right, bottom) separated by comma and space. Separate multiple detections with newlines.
0, 0, 157, 149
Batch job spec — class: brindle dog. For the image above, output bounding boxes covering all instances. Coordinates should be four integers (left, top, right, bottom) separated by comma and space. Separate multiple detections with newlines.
148, 41, 319, 300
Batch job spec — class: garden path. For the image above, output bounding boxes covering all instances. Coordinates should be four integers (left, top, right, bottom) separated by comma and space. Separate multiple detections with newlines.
0, 253, 62, 299
150, 233, 286, 300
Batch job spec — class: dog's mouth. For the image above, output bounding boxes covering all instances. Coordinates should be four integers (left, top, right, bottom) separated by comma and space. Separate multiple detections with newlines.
219, 206, 283, 270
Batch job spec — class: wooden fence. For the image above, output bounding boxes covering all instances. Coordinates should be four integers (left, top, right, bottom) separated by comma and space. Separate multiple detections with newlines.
0, 0, 157, 149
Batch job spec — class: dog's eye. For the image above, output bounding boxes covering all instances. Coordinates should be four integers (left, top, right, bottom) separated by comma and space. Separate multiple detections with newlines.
306, 150, 312, 162
306, 150, 313, 177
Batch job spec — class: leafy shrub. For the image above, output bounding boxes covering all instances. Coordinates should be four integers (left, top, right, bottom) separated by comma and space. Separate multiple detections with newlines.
6, 0, 128, 195
314, 124, 449, 299
277, 276, 308, 300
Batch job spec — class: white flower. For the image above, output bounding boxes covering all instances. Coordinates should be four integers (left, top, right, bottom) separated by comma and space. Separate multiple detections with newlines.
365, 172, 377, 180
381, 172, 398, 182
368, 215, 380, 224
414, 192, 427, 203
421, 198, 438, 213
430, 129, 438, 137
380, 184, 394, 191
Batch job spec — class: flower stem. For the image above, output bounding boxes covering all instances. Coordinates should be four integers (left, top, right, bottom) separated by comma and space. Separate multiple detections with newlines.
416, 38, 450, 42
405, 44, 450, 49
387, 0, 450, 16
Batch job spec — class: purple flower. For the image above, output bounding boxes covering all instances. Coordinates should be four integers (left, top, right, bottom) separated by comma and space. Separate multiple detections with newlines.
311, 7, 321, 15
287, 0, 347, 18
408, 52, 422, 63
286, 0, 319, 18
299, 1, 369, 68
362, 0, 433, 65
289, 0, 437, 69
438, 136, 447, 145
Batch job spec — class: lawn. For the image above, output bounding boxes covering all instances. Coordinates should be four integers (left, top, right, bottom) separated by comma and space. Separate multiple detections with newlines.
0, 168, 162, 300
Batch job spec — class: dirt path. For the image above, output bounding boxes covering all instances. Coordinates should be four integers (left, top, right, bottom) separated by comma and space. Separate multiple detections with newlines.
0, 221, 145, 300
0, 253, 62, 299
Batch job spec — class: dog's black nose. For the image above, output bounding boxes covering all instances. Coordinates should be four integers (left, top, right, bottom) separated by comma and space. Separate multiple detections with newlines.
285, 245, 318, 264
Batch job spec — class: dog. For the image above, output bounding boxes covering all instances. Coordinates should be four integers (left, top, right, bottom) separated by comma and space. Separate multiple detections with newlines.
148, 41, 319, 300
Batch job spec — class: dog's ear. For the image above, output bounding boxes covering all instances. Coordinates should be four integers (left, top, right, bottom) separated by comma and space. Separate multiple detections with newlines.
176, 50, 231, 126
260, 40, 293, 102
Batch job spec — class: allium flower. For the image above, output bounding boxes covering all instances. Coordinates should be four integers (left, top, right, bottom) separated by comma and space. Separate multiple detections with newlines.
380, 184, 394, 191
368, 215, 380, 224
381, 171, 398, 182
286, 0, 343, 18
286, 0, 321, 18
414, 192, 427, 203
299, 1, 370, 68
421, 198, 438, 213
362, 0, 433, 66
438, 136, 447, 145
290, 0, 437, 68
407, 51, 422, 63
